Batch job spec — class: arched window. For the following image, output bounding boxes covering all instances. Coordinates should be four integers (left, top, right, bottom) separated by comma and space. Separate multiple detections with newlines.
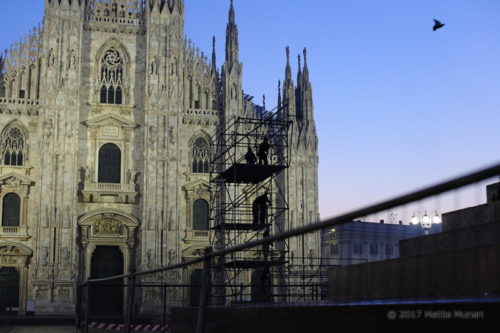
99, 48, 124, 105
187, 76, 193, 108
100, 85, 107, 103
204, 92, 209, 109
0, 79, 6, 98
194, 84, 201, 109
2, 193, 20, 227
108, 86, 115, 104
98, 143, 121, 183
116, 86, 122, 104
1, 127, 26, 166
191, 138, 209, 173
193, 199, 209, 230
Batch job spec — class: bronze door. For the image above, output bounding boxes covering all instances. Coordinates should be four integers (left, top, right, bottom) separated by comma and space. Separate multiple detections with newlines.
190, 269, 203, 306
90, 246, 124, 315
0, 267, 19, 314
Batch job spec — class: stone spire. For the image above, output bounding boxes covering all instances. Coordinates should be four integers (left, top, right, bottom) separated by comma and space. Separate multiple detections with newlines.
229, 0, 235, 23
300, 47, 314, 123
282, 46, 295, 119
285, 46, 292, 83
302, 48, 310, 83
212, 36, 217, 71
297, 54, 302, 84
278, 80, 282, 106
225, 0, 239, 68
221, 0, 243, 118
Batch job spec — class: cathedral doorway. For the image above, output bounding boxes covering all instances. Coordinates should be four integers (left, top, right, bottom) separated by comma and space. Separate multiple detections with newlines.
189, 269, 203, 306
89, 246, 124, 315
251, 269, 272, 303
0, 266, 19, 313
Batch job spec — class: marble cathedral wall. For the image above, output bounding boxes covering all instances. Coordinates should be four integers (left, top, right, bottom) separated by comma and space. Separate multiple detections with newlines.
0, 0, 319, 314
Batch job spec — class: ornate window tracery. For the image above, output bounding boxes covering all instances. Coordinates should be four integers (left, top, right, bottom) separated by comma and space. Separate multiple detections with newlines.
1, 127, 26, 166
99, 49, 124, 104
191, 138, 209, 173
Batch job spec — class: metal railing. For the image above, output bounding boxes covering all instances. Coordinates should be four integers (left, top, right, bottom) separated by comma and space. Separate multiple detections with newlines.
76, 162, 500, 333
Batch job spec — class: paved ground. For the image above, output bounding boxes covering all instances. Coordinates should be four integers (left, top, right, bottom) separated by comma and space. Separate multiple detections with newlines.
0, 327, 76, 333
0, 327, 105, 333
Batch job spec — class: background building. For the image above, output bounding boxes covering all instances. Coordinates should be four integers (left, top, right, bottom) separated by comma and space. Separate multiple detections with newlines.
322, 220, 441, 267
0, 0, 319, 315
328, 182, 500, 301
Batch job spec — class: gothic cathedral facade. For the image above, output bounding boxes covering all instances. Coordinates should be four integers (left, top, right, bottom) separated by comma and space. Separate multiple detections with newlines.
0, 0, 319, 314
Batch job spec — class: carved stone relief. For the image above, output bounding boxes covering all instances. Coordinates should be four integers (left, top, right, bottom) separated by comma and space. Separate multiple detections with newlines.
94, 218, 123, 234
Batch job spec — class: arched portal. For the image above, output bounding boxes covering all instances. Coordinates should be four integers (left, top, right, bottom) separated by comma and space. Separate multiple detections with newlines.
78, 210, 139, 316
251, 269, 272, 303
0, 267, 19, 313
89, 246, 124, 315
190, 269, 203, 306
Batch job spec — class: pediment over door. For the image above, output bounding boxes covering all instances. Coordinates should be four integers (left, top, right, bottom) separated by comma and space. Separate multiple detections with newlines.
0, 242, 32, 265
85, 113, 138, 139
78, 209, 139, 248
182, 179, 211, 199
181, 245, 206, 259
0, 172, 35, 191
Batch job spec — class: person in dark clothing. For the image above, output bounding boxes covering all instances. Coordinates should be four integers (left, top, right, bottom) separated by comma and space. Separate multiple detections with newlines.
257, 137, 270, 165
252, 191, 272, 225
244, 146, 257, 165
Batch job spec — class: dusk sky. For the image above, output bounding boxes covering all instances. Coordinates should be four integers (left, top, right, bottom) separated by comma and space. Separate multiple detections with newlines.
2, 1, 500, 221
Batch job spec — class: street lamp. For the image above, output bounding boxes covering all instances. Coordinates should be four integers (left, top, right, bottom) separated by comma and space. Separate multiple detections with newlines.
411, 210, 441, 234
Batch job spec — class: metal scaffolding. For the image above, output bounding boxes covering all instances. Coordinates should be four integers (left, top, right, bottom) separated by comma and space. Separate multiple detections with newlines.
209, 103, 291, 304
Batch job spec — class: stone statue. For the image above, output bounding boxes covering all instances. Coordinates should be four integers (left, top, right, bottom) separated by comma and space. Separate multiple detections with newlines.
48, 49, 55, 67
146, 249, 153, 269
61, 247, 70, 265
41, 246, 49, 266
167, 249, 176, 266
69, 51, 76, 70
130, 169, 139, 184
168, 126, 175, 143
308, 249, 316, 268
85, 166, 93, 182
168, 208, 175, 231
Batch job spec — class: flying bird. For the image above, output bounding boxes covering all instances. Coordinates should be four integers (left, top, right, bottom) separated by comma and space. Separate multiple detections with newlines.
433, 19, 445, 31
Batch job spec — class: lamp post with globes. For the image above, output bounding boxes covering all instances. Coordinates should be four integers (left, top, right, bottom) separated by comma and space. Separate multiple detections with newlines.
411, 210, 441, 235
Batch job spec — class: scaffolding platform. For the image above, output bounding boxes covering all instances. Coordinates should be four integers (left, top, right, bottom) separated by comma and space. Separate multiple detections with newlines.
215, 164, 286, 184
212, 223, 270, 231
222, 259, 287, 269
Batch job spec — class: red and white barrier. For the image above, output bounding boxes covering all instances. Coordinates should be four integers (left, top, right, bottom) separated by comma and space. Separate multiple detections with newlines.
88, 322, 171, 331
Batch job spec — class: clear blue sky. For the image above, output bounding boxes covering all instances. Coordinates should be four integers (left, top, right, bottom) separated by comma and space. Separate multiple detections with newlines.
2, 1, 500, 220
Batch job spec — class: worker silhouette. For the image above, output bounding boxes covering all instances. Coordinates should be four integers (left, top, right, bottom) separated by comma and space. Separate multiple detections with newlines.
244, 146, 257, 165
257, 137, 270, 165
252, 191, 272, 226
